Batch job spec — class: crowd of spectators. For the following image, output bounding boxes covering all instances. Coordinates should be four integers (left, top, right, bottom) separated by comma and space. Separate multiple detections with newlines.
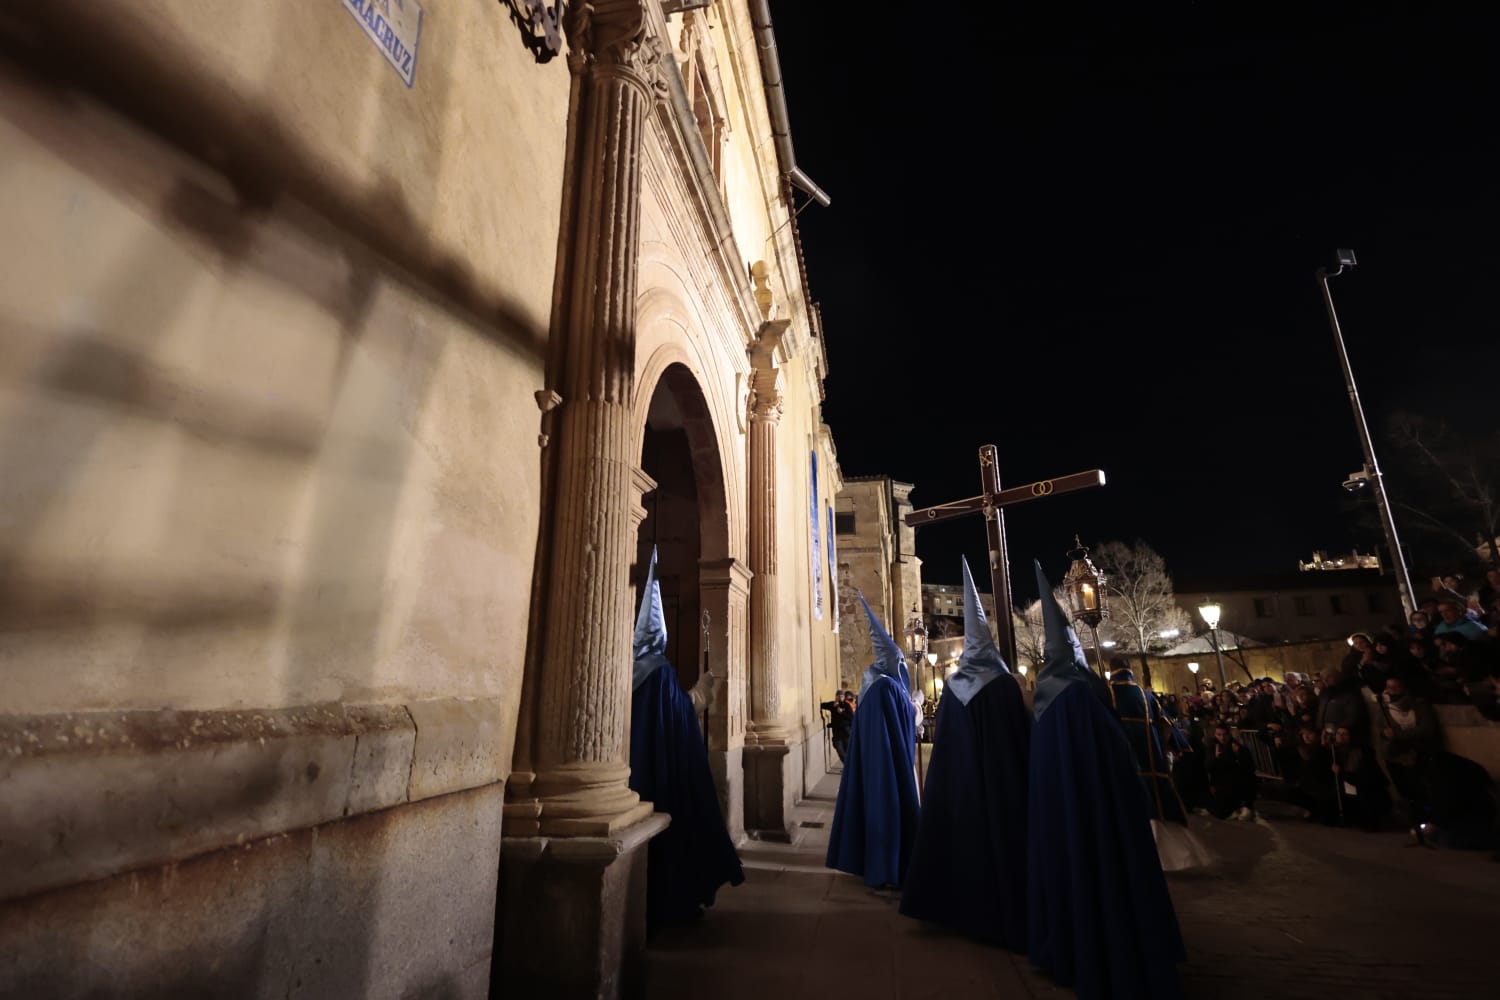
1156, 570, 1500, 854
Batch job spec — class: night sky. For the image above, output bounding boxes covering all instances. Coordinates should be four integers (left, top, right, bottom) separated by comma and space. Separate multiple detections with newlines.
768, 2, 1499, 601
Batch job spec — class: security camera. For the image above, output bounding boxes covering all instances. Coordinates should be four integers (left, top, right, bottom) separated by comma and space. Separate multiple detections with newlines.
1342, 470, 1371, 492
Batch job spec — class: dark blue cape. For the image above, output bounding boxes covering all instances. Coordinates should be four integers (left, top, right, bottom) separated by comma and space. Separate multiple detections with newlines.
1028, 682, 1186, 1000
826, 674, 920, 887
629, 663, 744, 930
899, 675, 1031, 950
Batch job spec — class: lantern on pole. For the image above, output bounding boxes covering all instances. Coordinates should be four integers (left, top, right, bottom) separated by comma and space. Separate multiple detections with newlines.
1063, 536, 1109, 677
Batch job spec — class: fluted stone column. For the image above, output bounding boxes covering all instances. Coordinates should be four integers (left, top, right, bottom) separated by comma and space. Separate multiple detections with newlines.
743, 320, 796, 839
496, 6, 669, 996
525, 0, 664, 839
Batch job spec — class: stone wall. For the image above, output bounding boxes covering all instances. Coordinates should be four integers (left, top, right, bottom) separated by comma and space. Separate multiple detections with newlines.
0, 2, 567, 993
1138, 639, 1350, 695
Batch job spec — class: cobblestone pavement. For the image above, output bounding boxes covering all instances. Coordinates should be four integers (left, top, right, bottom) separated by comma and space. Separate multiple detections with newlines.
643, 773, 1500, 999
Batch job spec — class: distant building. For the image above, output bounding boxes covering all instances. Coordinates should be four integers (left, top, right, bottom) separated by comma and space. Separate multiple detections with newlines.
922, 581, 995, 624
1298, 549, 1382, 572
834, 476, 923, 686
1174, 569, 1402, 644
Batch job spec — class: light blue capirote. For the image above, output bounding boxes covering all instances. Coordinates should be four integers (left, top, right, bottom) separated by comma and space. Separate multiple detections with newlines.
1030, 560, 1097, 719
945, 557, 1011, 706
857, 591, 911, 700
633, 546, 672, 690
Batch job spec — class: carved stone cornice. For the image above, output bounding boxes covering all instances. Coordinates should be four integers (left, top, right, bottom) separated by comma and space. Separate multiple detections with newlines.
747, 318, 789, 370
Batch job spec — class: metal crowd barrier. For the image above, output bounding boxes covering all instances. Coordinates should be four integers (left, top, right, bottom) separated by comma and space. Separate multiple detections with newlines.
1233, 728, 1284, 781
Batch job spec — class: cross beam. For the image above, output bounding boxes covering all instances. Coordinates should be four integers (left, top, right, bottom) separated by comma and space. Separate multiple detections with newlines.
904, 447, 1106, 669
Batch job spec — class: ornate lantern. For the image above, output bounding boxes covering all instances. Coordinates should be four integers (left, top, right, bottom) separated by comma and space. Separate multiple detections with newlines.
1063, 536, 1109, 676
1063, 536, 1108, 629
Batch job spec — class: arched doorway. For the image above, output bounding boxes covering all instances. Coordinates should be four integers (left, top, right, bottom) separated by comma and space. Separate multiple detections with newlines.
631, 361, 742, 835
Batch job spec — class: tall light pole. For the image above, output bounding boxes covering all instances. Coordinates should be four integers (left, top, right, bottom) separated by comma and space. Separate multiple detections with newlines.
1197, 598, 1228, 690
1316, 249, 1417, 620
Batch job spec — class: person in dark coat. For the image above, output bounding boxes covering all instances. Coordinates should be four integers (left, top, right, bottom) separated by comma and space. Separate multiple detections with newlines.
1026, 561, 1185, 1000
826, 593, 921, 889
1204, 724, 1257, 821
900, 558, 1031, 949
821, 690, 854, 763
629, 547, 743, 931
1107, 657, 1213, 870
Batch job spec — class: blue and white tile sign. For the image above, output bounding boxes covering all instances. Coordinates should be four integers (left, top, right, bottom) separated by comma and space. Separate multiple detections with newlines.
343, 0, 423, 88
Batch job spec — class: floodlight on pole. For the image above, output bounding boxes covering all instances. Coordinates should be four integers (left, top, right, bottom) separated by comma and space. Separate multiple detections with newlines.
1314, 249, 1416, 620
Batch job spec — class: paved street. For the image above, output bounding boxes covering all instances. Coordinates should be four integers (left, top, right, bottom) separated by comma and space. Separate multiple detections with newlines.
644, 771, 1500, 999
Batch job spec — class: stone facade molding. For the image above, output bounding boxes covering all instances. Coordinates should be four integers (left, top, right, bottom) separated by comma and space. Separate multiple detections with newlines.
0, 697, 507, 903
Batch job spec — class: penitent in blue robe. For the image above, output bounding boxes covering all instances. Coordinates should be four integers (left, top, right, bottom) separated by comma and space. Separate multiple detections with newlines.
1028, 680, 1186, 999
629, 661, 744, 930
826, 672, 920, 888
899, 675, 1031, 948
629, 546, 742, 931
1027, 559, 1185, 1000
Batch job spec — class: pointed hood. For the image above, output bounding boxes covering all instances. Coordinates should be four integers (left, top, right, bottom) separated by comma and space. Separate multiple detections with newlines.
857, 591, 911, 699
1031, 560, 1095, 718
946, 558, 1010, 705
633, 547, 672, 689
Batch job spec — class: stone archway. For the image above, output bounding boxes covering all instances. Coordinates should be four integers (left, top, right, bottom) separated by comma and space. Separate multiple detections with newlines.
632, 361, 748, 839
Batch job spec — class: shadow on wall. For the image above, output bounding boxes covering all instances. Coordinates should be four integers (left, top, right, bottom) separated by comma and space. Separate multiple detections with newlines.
0, 2, 528, 996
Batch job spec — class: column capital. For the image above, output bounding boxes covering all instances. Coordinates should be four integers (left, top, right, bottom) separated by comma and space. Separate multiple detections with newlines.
631, 466, 658, 528
699, 557, 753, 598
748, 368, 783, 424
566, 0, 666, 95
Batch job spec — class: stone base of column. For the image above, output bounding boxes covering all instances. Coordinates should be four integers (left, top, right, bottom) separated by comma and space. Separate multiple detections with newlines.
742, 741, 802, 842
707, 747, 745, 845
493, 813, 669, 1000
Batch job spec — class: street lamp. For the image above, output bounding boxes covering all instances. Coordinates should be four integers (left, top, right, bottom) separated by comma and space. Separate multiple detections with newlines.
1063, 536, 1109, 677
904, 604, 928, 675
1197, 598, 1228, 689
1188, 661, 1200, 692
1316, 249, 1416, 620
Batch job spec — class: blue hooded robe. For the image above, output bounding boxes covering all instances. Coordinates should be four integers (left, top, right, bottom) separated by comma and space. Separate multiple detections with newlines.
900, 558, 1031, 950
826, 593, 921, 888
629, 547, 744, 930
1027, 561, 1185, 1000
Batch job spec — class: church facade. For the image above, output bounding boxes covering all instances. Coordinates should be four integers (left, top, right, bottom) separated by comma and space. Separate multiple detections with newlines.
0, 2, 842, 996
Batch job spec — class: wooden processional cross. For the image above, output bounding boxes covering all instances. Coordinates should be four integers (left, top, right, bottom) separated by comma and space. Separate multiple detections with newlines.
903, 445, 1106, 670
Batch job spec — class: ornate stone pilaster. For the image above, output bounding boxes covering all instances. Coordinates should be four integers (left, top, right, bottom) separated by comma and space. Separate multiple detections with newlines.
744, 321, 789, 745
699, 556, 753, 844
742, 319, 796, 841
521, 0, 665, 839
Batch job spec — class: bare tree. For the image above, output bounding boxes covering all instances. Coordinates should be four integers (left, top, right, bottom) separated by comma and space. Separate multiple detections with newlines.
1387, 413, 1500, 570
1091, 540, 1194, 689
1012, 584, 1085, 675
1013, 601, 1046, 673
